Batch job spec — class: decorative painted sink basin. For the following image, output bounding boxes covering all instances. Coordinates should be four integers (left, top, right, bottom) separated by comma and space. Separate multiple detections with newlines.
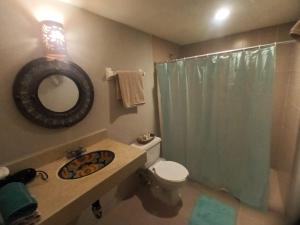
58, 150, 115, 179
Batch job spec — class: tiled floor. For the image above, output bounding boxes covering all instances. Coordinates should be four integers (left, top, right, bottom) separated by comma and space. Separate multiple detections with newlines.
99, 180, 285, 225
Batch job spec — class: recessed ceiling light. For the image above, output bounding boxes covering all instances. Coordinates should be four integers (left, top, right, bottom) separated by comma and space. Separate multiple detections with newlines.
214, 7, 230, 22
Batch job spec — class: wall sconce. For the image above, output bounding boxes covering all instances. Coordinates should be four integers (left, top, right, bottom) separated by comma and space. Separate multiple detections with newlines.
41, 20, 67, 60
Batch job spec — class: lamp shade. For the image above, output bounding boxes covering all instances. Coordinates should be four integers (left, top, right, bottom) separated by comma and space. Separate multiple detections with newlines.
41, 20, 67, 60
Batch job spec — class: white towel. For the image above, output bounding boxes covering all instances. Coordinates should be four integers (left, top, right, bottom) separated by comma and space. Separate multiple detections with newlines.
10, 211, 40, 225
116, 71, 145, 108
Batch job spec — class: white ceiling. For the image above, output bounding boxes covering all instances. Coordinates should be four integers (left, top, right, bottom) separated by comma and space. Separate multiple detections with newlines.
59, 0, 300, 45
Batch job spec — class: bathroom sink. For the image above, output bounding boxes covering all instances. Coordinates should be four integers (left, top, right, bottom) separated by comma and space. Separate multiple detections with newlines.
58, 150, 115, 179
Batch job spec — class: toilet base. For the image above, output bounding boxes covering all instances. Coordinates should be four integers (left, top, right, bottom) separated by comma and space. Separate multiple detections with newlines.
150, 184, 182, 206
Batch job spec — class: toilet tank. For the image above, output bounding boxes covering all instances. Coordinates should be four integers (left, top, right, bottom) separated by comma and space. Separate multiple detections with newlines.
131, 137, 161, 168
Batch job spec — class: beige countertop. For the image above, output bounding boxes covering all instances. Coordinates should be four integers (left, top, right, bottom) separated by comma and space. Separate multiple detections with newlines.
27, 138, 146, 225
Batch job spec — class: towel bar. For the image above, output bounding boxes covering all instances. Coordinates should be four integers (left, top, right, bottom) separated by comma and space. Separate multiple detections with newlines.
105, 67, 145, 80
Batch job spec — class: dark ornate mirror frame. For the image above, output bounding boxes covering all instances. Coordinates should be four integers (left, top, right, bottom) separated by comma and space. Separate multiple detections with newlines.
13, 57, 94, 128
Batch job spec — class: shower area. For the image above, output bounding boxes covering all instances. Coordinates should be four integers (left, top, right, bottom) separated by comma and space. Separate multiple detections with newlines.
155, 25, 300, 220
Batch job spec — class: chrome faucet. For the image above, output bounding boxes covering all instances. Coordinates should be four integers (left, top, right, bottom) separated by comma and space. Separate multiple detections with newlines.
66, 146, 86, 159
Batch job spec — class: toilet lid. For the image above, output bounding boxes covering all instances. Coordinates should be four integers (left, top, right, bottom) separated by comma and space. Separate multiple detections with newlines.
152, 161, 189, 182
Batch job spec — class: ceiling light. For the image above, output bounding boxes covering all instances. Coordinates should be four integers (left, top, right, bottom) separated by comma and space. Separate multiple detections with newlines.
214, 7, 230, 22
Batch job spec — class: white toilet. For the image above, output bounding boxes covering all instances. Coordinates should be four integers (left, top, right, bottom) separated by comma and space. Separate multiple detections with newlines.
131, 137, 189, 206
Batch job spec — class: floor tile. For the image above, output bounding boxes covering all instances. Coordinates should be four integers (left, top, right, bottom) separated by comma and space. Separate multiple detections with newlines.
98, 181, 284, 225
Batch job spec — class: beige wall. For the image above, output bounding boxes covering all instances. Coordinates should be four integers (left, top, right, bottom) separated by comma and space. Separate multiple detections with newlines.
0, 0, 179, 164
274, 42, 300, 206
152, 36, 180, 63
181, 22, 300, 215
280, 43, 300, 220
180, 23, 293, 57
0, 1, 178, 223
0, 2, 179, 223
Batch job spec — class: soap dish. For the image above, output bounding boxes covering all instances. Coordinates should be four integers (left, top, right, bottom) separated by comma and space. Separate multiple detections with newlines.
137, 133, 155, 145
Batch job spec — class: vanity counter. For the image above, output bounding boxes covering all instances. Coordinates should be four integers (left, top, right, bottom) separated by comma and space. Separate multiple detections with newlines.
27, 138, 146, 225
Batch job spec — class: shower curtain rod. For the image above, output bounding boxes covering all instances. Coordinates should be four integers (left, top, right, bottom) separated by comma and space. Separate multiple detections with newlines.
156, 39, 296, 64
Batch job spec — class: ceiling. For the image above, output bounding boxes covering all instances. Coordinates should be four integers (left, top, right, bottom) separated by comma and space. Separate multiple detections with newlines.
59, 0, 300, 45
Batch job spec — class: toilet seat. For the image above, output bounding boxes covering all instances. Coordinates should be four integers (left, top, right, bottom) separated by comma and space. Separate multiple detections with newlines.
152, 161, 189, 182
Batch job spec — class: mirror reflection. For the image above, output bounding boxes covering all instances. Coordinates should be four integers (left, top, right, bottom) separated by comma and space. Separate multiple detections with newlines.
38, 75, 79, 112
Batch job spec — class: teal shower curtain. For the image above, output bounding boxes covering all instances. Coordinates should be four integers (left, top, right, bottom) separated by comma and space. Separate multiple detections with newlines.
156, 46, 275, 210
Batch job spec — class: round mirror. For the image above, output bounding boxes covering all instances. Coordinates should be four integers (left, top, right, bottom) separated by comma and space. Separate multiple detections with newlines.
38, 75, 79, 112
13, 58, 94, 128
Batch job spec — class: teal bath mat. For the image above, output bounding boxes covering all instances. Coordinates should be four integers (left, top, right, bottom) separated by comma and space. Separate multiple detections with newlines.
189, 196, 236, 225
